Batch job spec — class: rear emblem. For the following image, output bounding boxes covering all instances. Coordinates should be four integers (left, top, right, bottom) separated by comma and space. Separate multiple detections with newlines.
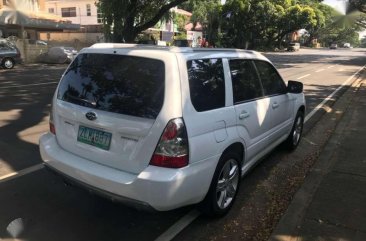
85, 112, 97, 121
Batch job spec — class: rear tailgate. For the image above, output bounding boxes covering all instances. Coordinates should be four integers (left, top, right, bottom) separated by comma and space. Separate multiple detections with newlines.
53, 50, 181, 174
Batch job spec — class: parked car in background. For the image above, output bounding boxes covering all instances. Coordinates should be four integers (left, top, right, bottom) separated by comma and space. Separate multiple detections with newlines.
28, 39, 48, 46
287, 42, 300, 51
343, 43, 351, 48
330, 43, 338, 49
0, 39, 22, 69
40, 44, 306, 217
37, 46, 78, 64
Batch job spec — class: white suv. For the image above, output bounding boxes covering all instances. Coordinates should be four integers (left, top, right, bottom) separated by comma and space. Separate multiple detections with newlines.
40, 44, 305, 216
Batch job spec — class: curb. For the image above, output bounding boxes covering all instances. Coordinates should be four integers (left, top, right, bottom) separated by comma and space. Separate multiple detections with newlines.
268, 70, 365, 241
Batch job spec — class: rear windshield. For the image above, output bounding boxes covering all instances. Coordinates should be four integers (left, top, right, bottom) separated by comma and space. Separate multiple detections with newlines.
57, 53, 165, 119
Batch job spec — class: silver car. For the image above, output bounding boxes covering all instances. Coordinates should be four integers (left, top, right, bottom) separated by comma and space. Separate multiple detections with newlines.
38, 46, 78, 64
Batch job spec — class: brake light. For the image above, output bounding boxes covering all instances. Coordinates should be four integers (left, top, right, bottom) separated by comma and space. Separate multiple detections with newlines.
49, 102, 56, 135
150, 118, 189, 168
50, 122, 56, 135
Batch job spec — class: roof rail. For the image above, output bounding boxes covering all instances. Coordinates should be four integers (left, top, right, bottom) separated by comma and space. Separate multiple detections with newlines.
89, 43, 257, 54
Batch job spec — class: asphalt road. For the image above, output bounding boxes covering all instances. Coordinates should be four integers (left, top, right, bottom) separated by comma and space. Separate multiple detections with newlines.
0, 48, 365, 241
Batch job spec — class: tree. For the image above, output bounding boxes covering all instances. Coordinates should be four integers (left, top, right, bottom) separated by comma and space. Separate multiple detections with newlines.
221, 0, 318, 49
97, 0, 188, 43
303, 3, 334, 45
350, 0, 366, 14
310, 4, 364, 47
182, 0, 222, 46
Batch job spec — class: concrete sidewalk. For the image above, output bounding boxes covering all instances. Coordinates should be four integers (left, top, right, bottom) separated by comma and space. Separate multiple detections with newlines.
269, 73, 366, 241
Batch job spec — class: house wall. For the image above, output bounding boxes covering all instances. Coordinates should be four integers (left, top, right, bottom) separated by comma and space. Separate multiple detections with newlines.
24, 41, 48, 63
39, 32, 104, 49
45, 0, 101, 25
15, 39, 48, 63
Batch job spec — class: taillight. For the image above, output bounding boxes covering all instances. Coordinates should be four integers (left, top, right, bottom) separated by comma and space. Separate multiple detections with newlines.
150, 118, 189, 168
49, 102, 56, 135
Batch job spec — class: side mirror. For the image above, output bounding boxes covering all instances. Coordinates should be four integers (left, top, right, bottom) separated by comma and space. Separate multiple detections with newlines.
287, 80, 303, 94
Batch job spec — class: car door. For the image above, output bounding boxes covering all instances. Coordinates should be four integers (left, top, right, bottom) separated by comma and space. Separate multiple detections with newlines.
0, 43, 10, 60
182, 58, 235, 163
254, 60, 294, 142
228, 59, 272, 162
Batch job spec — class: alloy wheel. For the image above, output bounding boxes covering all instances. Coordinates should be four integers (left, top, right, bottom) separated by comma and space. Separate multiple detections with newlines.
216, 159, 239, 209
4, 59, 14, 69
292, 116, 303, 146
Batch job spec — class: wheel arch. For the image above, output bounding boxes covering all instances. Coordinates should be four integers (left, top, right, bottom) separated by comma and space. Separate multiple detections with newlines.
298, 105, 305, 114
221, 142, 245, 167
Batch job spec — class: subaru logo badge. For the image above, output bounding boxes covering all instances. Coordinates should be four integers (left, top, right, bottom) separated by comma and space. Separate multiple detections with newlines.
85, 112, 97, 121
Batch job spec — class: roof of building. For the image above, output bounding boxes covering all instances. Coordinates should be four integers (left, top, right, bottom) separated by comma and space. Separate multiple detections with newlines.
172, 8, 192, 17
0, 8, 79, 30
184, 22, 203, 31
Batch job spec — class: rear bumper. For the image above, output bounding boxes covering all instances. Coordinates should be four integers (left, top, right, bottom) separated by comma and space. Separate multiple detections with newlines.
45, 164, 154, 211
39, 133, 218, 211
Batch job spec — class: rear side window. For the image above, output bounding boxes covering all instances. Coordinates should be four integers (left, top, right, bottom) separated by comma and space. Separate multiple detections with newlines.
187, 59, 225, 112
254, 60, 287, 96
229, 59, 263, 103
57, 53, 165, 119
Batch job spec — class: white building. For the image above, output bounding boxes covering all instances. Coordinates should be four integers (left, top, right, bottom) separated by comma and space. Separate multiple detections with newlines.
45, 0, 101, 26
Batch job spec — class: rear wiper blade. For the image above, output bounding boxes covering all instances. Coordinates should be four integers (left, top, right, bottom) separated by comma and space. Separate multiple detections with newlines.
65, 93, 96, 107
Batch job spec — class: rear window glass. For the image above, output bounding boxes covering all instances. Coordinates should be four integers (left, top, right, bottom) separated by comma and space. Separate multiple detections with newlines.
187, 59, 225, 112
57, 53, 165, 119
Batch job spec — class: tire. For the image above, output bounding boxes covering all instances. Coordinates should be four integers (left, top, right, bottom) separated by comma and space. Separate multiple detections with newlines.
200, 151, 241, 217
2, 58, 15, 69
284, 111, 304, 150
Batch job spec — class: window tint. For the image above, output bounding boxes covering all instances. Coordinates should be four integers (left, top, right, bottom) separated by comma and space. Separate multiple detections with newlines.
255, 61, 287, 96
57, 54, 165, 119
229, 59, 263, 103
187, 59, 225, 112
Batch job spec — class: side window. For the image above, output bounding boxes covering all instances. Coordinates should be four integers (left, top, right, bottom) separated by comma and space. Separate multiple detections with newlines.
229, 59, 263, 103
254, 61, 287, 96
187, 59, 225, 112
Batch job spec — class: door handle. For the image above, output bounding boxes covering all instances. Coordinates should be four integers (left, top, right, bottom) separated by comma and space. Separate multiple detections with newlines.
272, 102, 279, 109
239, 112, 250, 119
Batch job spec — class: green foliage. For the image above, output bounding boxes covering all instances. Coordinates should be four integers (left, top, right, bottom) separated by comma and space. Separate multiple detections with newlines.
304, 1, 365, 47
97, 0, 187, 43
185, 0, 222, 46
221, 0, 319, 48
173, 13, 190, 32
350, 0, 366, 13
320, 28, 360, 46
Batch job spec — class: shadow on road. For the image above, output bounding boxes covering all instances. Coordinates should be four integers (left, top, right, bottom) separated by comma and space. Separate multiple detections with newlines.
0, 65, 65, 174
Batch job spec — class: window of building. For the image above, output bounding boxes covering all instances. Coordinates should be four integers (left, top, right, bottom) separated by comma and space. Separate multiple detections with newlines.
86, 4, 91, 16
48, 8, 55, 14
187, 59, 225, 112
97, 8, 103, 23
61, 7, 77, 17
